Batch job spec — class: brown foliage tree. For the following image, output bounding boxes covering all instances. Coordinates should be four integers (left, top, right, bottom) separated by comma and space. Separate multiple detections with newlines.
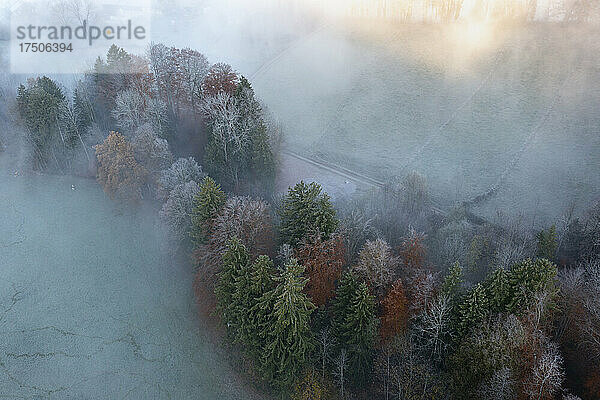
295, 234, 345, 307
95, 131, 147, 201
202, 63, 238, 96
399, 227, 427, 272
380, 279, 409, 340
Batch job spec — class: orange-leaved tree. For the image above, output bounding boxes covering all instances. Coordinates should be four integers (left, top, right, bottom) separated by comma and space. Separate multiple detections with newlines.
380, 278, 409, 340
295, 234, 345, 307
95, 131, 147, 201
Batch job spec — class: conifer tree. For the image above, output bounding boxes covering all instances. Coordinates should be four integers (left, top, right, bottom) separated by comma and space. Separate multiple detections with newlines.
537, 225, 557, 261
16, 77, 66, 169
333, 273, 378, 385
484, 267, 510, 313
456, 283, 490, 337
441, 262, 463, 301
344, 281, 378, 385
332, 272, 359, 346
190, 176, 226, 247
236, 255, 276, 356
214, 238, 250, 334
504, 258, 557, 313
260, 258, 315, 390
278, 181, 338, 247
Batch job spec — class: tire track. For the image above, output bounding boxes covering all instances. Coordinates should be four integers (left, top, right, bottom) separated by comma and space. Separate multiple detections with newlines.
463, 67, 574, 207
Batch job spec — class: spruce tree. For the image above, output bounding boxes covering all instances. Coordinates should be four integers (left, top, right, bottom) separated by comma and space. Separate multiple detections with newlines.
441, 262, 463, 301
260, 258, 315, 390
484, 267, 510, 313
250, 124, 276, 195
333, 273, 378, 386
235, 255, 276, 356
332, 272, 359, 346
16, 77, 66, 169
504, 258, 557, 313
456, 283, 490, 337
190, 176, 226, 247
278, 181, 338, 247
214, 238, 250, 335
536, 225, 557, 261
344, 281, 378, 386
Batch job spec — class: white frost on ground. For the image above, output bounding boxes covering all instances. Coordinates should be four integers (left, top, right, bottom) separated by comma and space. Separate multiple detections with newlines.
0, 163, 264, 399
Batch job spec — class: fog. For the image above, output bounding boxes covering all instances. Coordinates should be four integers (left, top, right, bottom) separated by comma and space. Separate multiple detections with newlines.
153, 2, 600, 225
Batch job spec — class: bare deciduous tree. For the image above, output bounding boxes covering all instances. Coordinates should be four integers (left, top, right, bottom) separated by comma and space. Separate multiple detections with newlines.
524, 340, 565, 400
316, 328, 337, 381
478, 367, 516, 400
333, 349, 349, 399
112, 89, 147, 131
413, 294, 453, 363
131, 124, 173, 175
352, 238, 399, 294
157, 157, 205, 200
196, 196, 274, 276
159, 181, 201, 239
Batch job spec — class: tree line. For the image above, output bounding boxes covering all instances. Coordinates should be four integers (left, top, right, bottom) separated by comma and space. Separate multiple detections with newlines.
185, 170, 600, 399
14, 43, 278, 197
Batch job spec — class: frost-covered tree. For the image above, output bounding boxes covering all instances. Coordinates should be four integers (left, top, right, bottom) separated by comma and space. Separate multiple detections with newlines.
338, 208, 378, 264
178, 47, 210, 110
111, 89, 146, 131
131, 123, 173, 175
493, 214, 535, 268
523, 340, 565, 400
201, 75, 275, 194
157, 157, 205, 199
315, 327, 337, 381
144, 97, 170, 137
384, 336, 447, 400
352, 238, 398, 295
333, 348, 349, 399
196, 196, 274, 276
202, 92, 248, 189
478, 367, 516, 400
449, 315, 525, 398
401, 171, 429, 215
148, 44, 210, 118
159, 180, 200, 239
408, 270, 438, 315
202, 62, 238, 96
413, 294, 453, 363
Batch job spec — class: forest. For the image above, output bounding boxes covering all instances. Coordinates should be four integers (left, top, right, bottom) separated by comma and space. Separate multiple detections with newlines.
1, 40, 599, 399
1, 1, 600, 399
